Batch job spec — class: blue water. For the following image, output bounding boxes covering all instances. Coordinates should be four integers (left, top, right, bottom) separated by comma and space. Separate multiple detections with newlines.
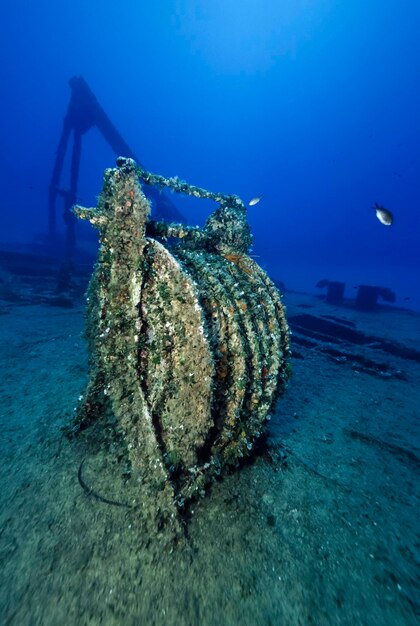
1, 0, 419, 306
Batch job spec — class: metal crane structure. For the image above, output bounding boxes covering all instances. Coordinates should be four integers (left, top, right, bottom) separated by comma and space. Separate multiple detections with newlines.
48, 76, 183, 258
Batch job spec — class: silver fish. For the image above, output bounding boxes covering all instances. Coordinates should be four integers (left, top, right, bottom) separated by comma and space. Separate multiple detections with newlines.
249, 196, 262, 206
373, 202, 393, 226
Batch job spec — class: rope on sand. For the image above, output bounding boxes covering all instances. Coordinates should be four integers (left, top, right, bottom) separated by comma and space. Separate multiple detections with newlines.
77, 459, 132, 508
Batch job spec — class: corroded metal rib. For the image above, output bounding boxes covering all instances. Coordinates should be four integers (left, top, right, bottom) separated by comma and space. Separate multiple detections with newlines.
74, 160, 181, 530
139, 240, 214, 471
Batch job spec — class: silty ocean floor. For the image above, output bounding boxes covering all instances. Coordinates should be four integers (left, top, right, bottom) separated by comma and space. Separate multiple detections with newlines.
0, 291, 419, 626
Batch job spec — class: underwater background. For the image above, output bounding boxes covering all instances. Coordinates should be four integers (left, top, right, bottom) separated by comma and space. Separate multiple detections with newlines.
0, 2, 419, 626
0, 0, 419, 307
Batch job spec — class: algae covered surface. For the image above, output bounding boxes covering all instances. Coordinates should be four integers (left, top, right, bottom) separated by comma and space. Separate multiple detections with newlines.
72, 159, 290, 517
0, 293, 419, 626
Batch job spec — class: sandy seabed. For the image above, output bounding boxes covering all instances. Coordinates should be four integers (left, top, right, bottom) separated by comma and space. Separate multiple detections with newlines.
0, 292, 418, 626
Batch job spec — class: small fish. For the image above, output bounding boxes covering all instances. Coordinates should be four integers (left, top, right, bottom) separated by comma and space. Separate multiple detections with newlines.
373, 202, 393, 226
249, 195, 262, 207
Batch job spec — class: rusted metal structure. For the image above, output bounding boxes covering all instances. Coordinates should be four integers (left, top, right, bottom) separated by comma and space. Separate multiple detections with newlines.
71, 158, 290, 534
48, 76, 183, 257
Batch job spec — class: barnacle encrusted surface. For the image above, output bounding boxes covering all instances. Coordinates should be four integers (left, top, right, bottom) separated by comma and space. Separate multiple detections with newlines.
72, 158, 290, 523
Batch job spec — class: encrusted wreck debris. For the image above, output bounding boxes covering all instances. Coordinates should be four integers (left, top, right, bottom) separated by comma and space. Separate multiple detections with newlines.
71, 158, 290, 532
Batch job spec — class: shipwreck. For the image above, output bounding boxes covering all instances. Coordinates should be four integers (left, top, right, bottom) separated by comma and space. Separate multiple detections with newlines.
71, 157, 290, 533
